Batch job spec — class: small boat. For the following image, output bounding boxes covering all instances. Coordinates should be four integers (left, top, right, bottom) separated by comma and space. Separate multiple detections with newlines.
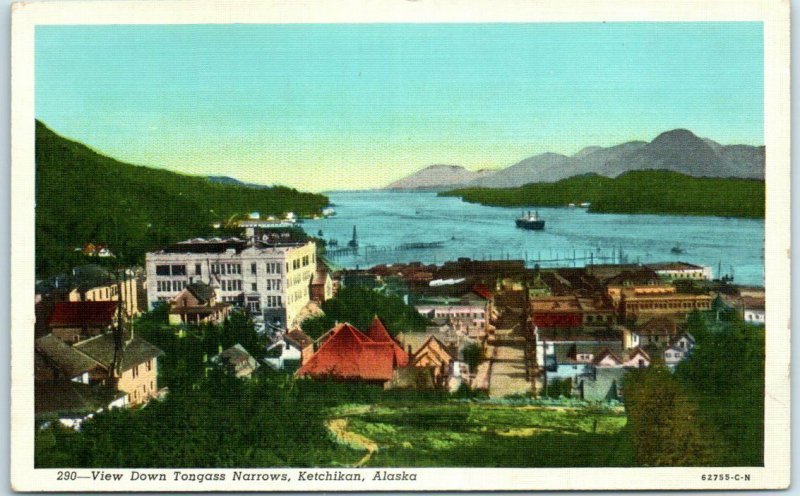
670, 243, 685, 254
568, 203, 576, 208
579, 202, 591, 208
516, 210, 545, 230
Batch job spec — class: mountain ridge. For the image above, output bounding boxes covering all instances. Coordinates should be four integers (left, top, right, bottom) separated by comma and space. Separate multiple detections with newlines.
384, 129, 764, 190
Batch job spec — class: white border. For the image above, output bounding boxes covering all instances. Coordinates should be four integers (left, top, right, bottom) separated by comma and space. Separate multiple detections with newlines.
10, 0, 791, 491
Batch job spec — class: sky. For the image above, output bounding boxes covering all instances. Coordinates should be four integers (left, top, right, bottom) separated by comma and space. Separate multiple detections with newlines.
35, 23, 764, 192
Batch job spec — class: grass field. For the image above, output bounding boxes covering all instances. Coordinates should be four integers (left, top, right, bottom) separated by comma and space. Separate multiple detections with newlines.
325, 402, 635, 467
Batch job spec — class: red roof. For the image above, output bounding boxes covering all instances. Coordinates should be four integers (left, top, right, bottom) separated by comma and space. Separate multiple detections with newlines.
366, 317, 409, 367
296, 323, 398, 382
48, 301, 117, 327
472, 283, 493, 300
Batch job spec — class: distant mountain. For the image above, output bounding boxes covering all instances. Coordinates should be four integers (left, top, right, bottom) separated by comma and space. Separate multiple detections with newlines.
387, 130, 764, 190
384, 164, 497, 190
207, 176, 273, 189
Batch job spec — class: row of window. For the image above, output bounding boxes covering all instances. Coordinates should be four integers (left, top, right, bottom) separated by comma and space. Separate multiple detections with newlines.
287, 288, 307, 305
433, 312, 484, 318
156, 280, 187, 292
264, 262, 282, 274
211, 263, 242, 275
266, 295, 283, 308
585, 314, 613, 323
131, 359, 154, 379
156, 264, 186, 276
88, 286, 117, 299
221, 280, 243, 292
130, 380, 156, 404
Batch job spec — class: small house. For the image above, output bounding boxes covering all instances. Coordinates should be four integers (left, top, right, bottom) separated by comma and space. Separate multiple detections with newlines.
213, 344, 260, 379
168, 282, 231, 325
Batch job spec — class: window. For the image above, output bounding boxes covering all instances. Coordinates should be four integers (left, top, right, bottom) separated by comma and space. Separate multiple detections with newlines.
171, 265, 186, 276
132, 365, 139, 378
665, 353, 672, 358
251, 283, 257, 291
195, 264, 202, 275
251, 263, 257, 275
145, 359, 152, 372
156, 265, 171, 276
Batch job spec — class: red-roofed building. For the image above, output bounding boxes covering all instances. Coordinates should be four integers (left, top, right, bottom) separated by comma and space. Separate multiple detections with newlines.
48, 301, 118, 344
472, 283, 493, 301
296, 322, 403, 384
366, 317, 409, 367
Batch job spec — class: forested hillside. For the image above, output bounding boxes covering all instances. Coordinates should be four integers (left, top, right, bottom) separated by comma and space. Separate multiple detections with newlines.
35, 121, 328, 278
441, 171, 764, 219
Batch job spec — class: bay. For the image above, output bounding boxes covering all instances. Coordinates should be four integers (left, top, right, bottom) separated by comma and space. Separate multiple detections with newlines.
302, 190, 765, 286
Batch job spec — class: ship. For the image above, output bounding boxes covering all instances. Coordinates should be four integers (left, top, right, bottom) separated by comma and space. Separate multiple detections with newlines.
670, 243, 685, 254
516, 210, 545, 230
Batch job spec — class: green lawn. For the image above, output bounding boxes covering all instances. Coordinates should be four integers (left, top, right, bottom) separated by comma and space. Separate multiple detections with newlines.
326, 403, 634, 467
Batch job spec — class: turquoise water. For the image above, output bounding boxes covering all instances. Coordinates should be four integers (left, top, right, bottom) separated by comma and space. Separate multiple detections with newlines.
303, 190, 765, 286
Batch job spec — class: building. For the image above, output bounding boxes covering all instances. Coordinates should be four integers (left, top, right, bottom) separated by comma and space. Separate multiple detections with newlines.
168, 282, 231, 325
310, 264, 335, 303
743, 298, 766, 325
72, 332, 163, 406
35, 331, 163, 407
35, 265, 142, 330
296, 321, 408, 384
645, 262, 713, 281
621, 317, 680, 349
145, 236, 317, 328
615, 285, 712, 321
212, 344, 260, 378
662, 333, 696, 369
265, 329, 314, 370
415, 301, 488, 335
409, 335, 459, 389
47, 301, 119, 344
530, 295, 615, 329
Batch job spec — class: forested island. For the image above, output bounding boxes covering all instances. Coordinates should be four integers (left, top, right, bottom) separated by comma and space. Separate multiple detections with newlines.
35, 121, 329, 278
440, 171, 765, 219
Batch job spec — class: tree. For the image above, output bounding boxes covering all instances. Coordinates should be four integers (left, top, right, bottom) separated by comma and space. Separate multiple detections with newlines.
624, 363, 722, 466
461, 343, 485, 372
300, 286, 431, 340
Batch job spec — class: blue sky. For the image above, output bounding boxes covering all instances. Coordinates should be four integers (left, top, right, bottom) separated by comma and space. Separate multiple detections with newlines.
36, 23, 764, 191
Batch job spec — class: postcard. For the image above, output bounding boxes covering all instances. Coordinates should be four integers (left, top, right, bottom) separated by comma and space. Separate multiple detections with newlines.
10, 0, 790, 491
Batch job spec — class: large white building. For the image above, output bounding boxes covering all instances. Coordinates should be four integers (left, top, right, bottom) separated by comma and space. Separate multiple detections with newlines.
145, 236, 317, 328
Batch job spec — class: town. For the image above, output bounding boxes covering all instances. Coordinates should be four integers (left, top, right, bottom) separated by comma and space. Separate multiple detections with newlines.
34, 210, 766, 468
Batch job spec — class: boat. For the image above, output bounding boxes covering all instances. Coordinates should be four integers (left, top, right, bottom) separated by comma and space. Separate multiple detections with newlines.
670, 243, 685, 254
516, 210, 545, 230
579, 202, 591, 208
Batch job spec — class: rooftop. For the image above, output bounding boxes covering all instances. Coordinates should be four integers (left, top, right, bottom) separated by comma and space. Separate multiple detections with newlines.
645, 261, 705, 271
35, 380, 125, 417
35, 334, 101, 378
74, 333, 163, 373
48, 301, 118, 328
296, 323, 402, 382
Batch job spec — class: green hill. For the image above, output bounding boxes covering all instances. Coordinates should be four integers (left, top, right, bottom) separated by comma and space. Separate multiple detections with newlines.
35, 121, 329, 278
440, 171, 764, 219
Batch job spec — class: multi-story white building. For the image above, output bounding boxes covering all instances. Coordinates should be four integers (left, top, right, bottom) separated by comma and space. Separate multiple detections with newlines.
644, 261, 713, 280
145, 236, 317, 328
